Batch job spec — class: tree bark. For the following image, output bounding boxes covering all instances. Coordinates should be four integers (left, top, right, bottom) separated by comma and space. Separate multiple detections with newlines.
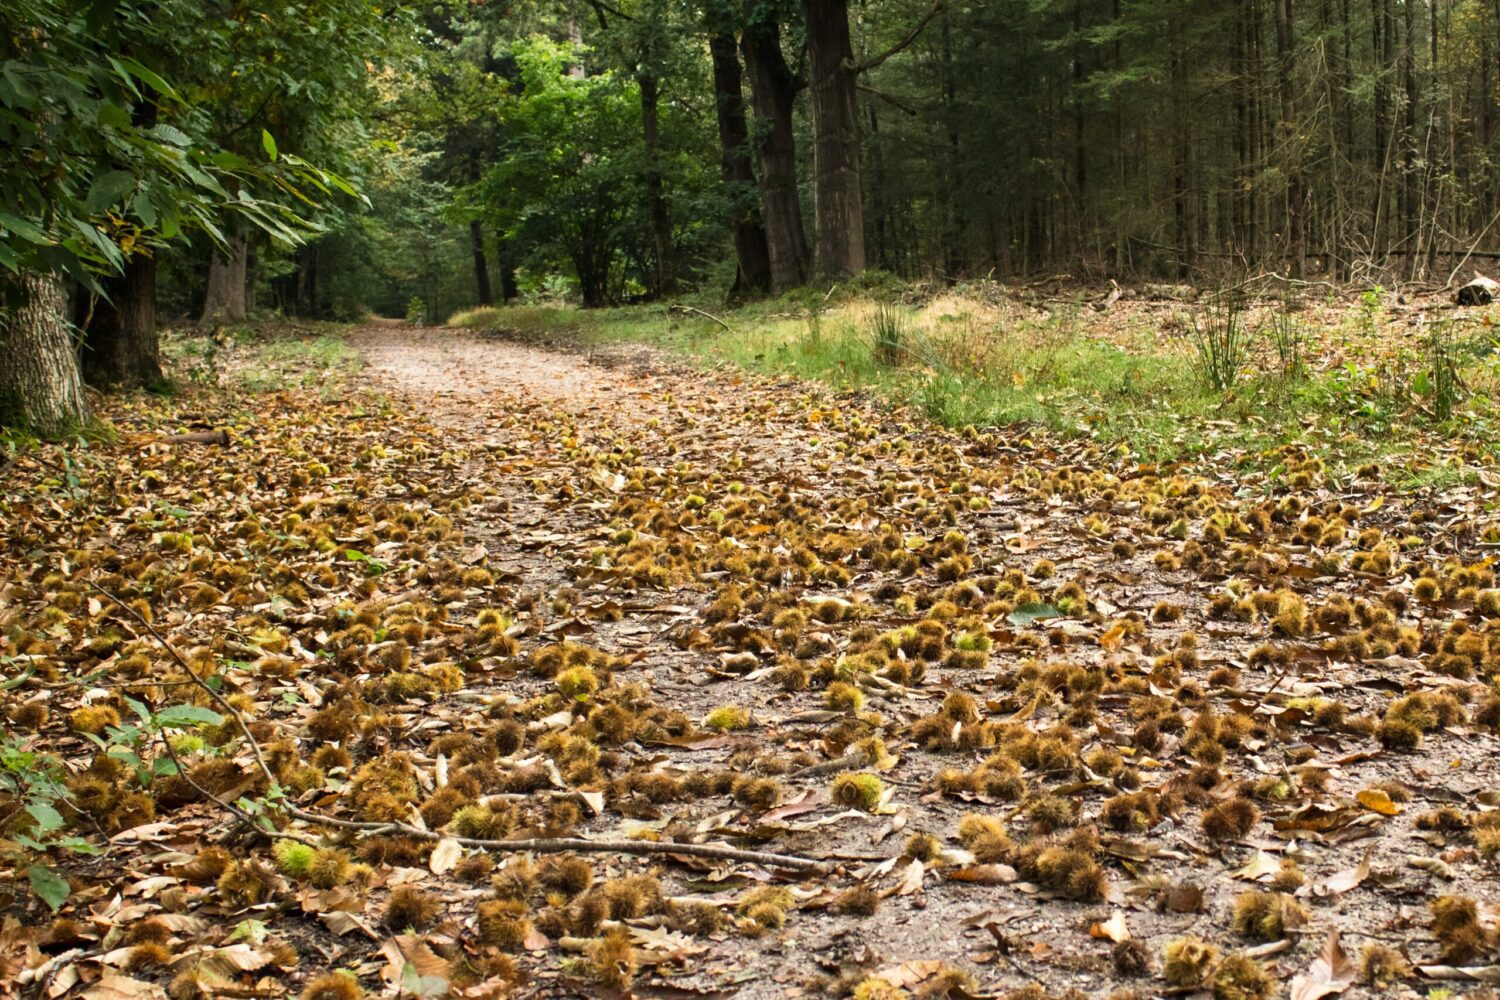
0, 272, 88, 436
200, 236, 248, 325
638, 72, 678, 298
741, 9, 809, 292
497, 238, 520, 302
83, 253, 162, 389
802, 0, 866, 281
1273, 0, 1303, 276
470, 220, 494, 307
709, 31, 772, 298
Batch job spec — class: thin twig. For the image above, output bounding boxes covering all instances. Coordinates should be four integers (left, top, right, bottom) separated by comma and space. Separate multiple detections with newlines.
93, 586, 277, 787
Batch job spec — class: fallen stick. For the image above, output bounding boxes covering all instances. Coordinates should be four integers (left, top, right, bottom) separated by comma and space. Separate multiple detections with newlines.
668, 303, 733, 333
282, 805, 831, 872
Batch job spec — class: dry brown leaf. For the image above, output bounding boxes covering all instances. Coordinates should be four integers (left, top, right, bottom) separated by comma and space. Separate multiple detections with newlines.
82, 975, 169, 1000
871, 959, 945, 988
429, 837, 462, 875
946, 864, 1018, 885
1418, 965, 1500, 982
1289, 929, 1356, 1000
885, 859, 925, 897
1306, 856, 1370, 898
1089, 911, 1130, 943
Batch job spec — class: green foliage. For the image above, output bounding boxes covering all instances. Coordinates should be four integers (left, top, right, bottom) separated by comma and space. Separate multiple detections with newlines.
0, 0, 378, 289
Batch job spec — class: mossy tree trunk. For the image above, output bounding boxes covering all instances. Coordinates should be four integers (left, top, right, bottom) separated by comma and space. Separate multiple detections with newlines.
0, 272, 88, 436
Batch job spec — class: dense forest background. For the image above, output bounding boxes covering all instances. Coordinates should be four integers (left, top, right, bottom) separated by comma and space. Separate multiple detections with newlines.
286, 0, 1500, 321
9, 0, 1500, 432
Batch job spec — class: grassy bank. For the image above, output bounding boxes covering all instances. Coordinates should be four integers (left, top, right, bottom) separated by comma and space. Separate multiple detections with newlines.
447, 291, 1500, 486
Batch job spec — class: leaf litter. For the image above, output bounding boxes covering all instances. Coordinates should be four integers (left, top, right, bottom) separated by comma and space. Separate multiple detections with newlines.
0, 323, 1498, 999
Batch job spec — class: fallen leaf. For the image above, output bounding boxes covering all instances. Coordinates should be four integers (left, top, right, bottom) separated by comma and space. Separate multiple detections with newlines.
1089, 911, 1130, 943
871, 959, 944, 988
946, 864, 1018, 885
1356, 788, 1402, 816
1305, 856, 1370, 898
429, 837, 462, 875
1289, 929, 1356, 1000
1234, 850, 1283, 881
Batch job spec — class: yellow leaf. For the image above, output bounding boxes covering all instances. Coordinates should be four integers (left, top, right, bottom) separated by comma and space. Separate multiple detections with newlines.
1356, 789, 1401, 816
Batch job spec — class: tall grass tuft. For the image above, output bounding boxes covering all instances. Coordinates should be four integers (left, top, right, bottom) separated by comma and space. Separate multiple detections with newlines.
872, 303, 907, 366
1187, 295, 1250, 391
1420, 320, 1464, 421
1265, 308, 1305, 379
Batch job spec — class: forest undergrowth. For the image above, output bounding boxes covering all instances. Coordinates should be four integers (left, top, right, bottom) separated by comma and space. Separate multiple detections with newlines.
2, 313, 1500, 1000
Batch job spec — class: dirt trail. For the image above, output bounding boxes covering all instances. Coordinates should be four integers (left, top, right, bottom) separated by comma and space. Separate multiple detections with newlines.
344, 325, 1500, 1000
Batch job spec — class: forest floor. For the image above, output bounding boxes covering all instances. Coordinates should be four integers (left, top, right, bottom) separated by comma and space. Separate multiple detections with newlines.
3, 313, 1500, 1000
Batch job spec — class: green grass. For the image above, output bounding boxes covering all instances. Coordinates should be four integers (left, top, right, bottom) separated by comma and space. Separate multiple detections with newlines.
444, 298, 1500, 487
165, 321, 359, 393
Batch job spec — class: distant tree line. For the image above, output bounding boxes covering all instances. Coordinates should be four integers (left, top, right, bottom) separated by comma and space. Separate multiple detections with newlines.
7, 0, 1500, 434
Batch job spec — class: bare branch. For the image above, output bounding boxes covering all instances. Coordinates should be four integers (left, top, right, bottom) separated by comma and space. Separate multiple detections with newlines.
853, 0, 946, 75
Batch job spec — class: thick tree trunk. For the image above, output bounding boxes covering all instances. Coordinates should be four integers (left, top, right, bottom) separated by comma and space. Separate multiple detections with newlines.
741, 12, 809, 292
83, 253, 162, 389
200, 236, 248, 325
0, 272, 87, 435
470, 220, 494, 307
638, 73, 678, 297
709, 31, 772, 298
802, 0, 866, 281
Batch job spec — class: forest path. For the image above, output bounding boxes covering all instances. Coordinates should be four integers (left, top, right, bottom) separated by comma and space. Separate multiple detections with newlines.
337, 323, 1500, 999
351, 323, 665, 427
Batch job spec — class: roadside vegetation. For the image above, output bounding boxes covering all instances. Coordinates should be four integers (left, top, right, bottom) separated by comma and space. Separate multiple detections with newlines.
449, 284, 1500, 489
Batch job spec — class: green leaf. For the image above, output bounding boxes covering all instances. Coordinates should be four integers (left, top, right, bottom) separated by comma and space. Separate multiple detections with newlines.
117, 56, 179, 100
85, 170, 136, 214
154, 705, 225, 728
261, 130, 278, 162
211, 151, 251, 171
95, 102, 132, 129
26, 802, 64, 834
150, 124, 191, 147
0, 212, 53, 246
28, 865, 70, 911
1006, 603, 1063, 627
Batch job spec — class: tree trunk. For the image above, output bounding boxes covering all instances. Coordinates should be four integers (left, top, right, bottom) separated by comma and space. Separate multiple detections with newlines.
470, 220, 494, 307
83, 253, 162, 389
740, 12, 809, 292
802, 0, 866, 281
0, 272, 87, 435
709, 31, 773, 298
200, 236, 248, 325
497, 238, 520, 302
1273, 0, 1303, 276
638, 72, 678, 298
